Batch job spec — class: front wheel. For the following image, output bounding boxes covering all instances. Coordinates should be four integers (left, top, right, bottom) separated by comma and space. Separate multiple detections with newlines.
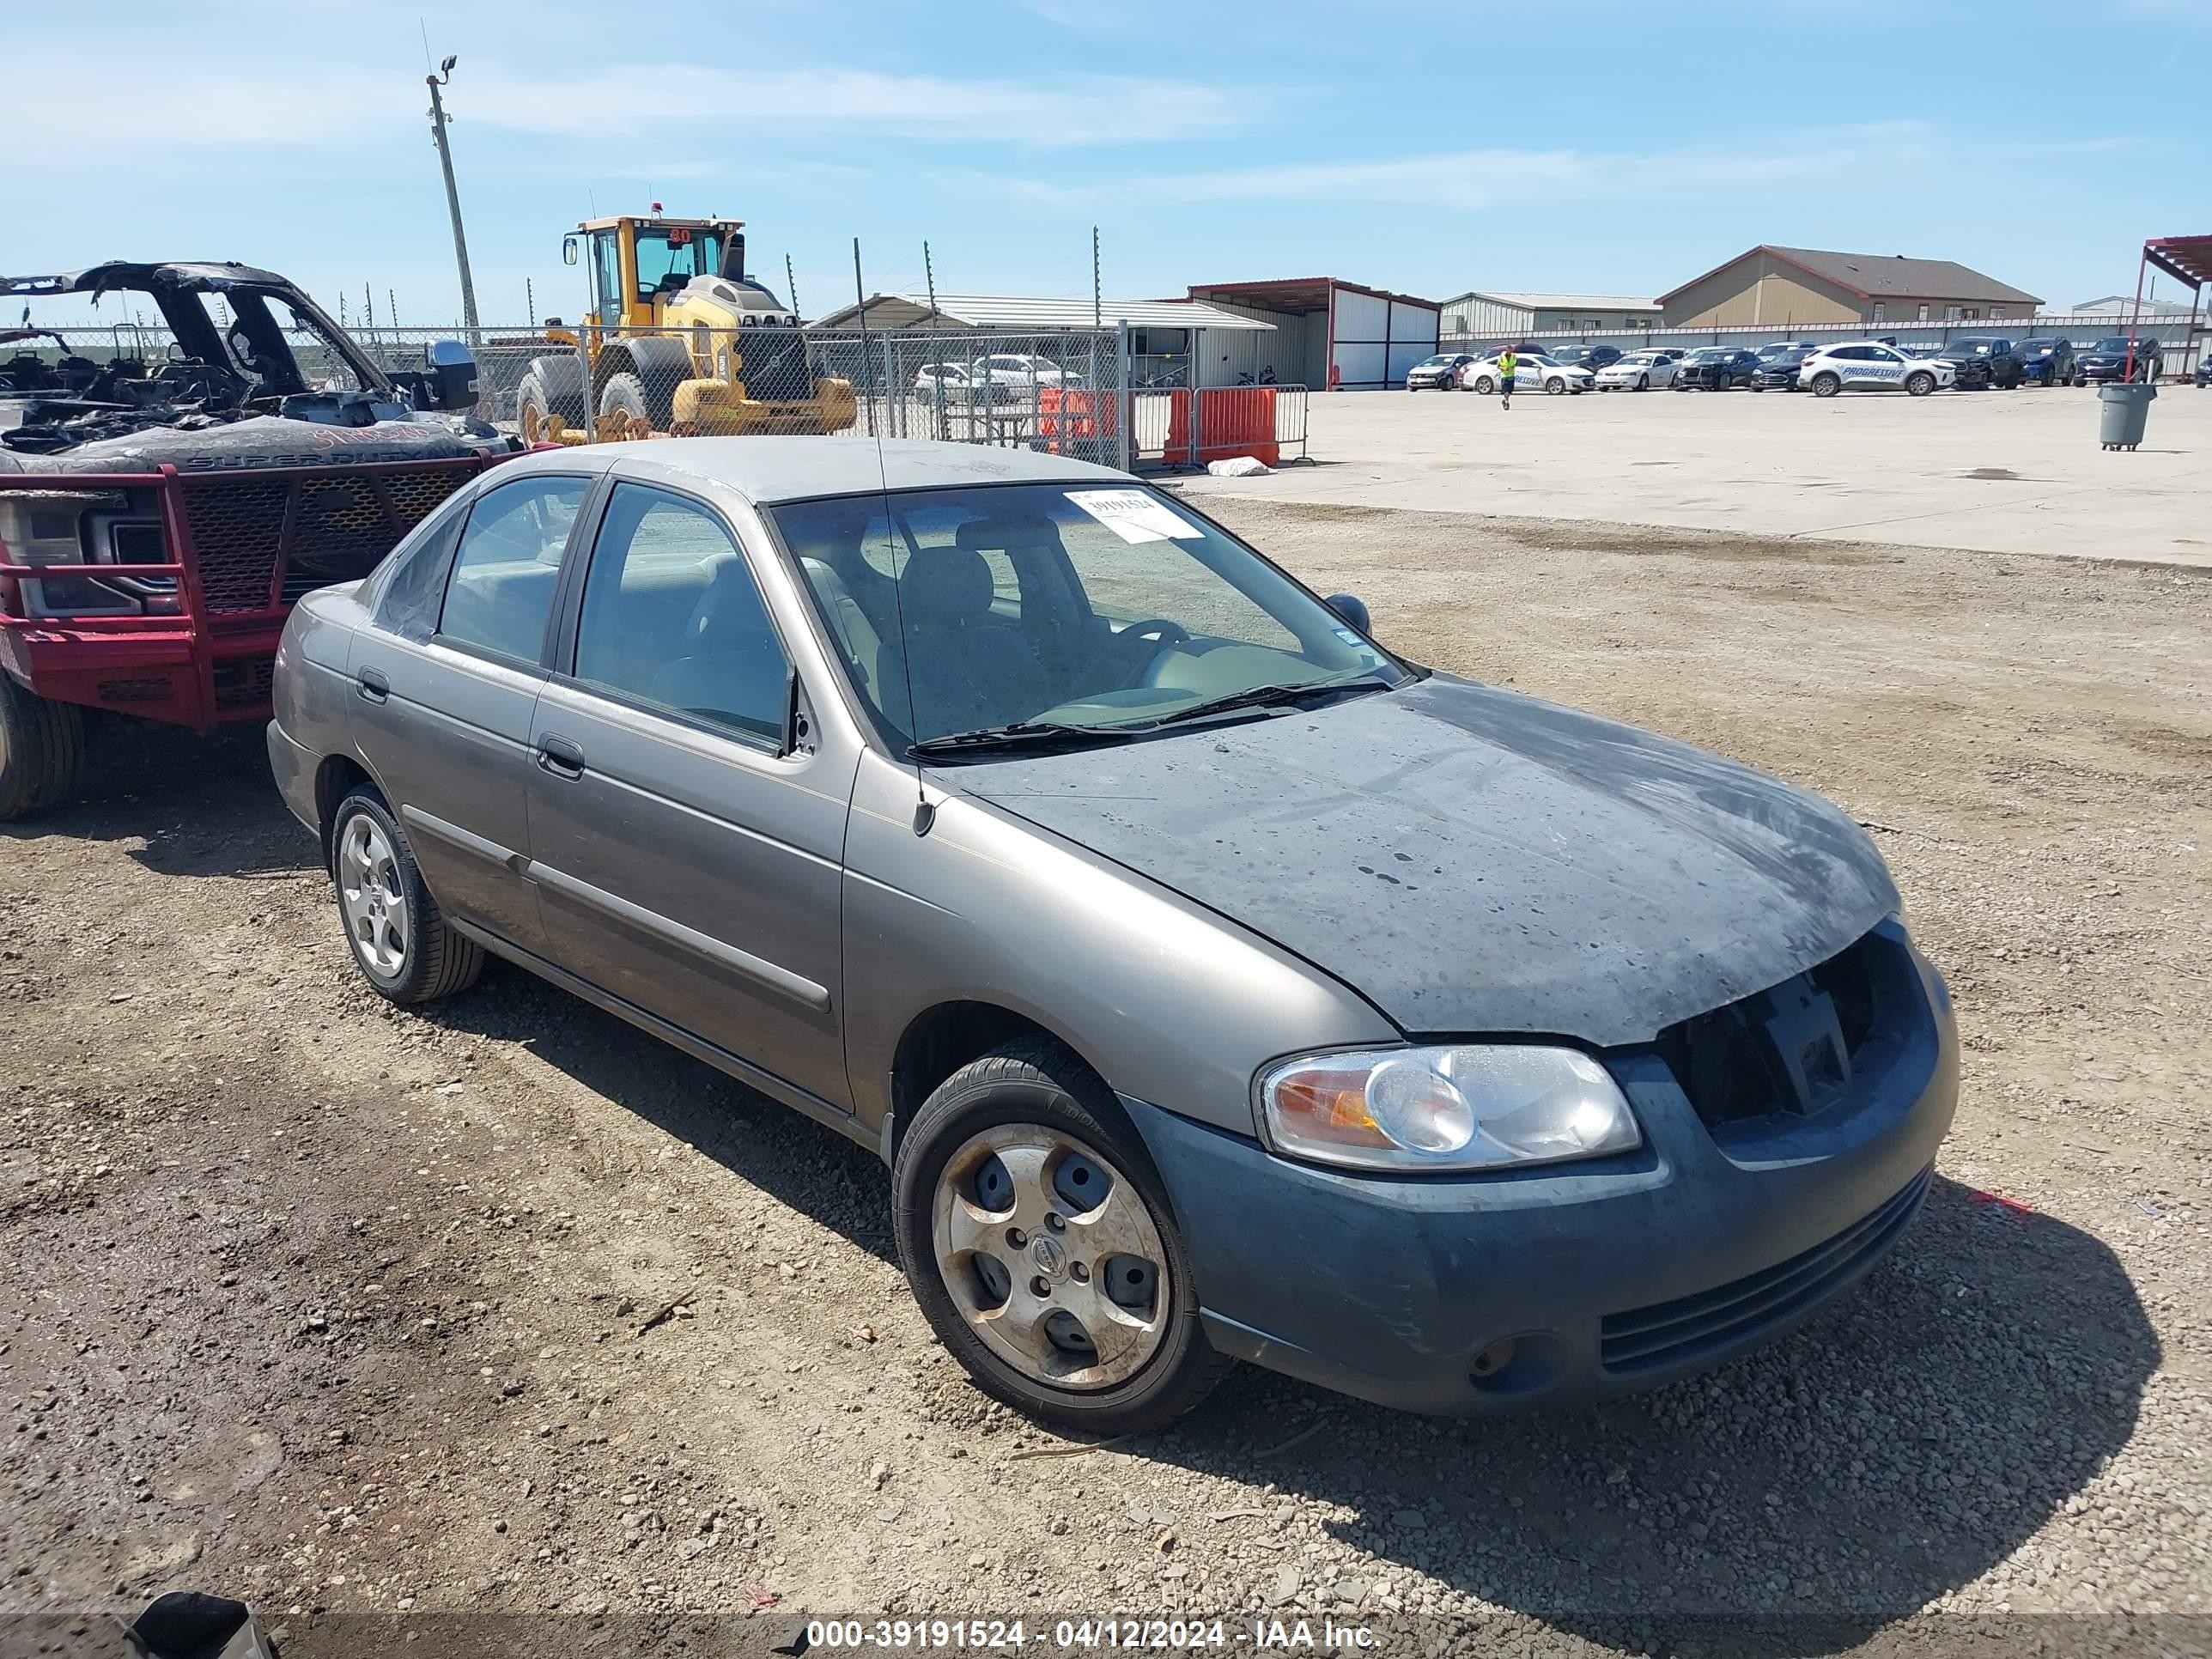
1637, 374, 1650, 391
0, 675, 87, 823
331, 789, 485, 1004
892, 1038, 1231, 1436
1545, 376, 1566, 394
1905, 371, 1936, 398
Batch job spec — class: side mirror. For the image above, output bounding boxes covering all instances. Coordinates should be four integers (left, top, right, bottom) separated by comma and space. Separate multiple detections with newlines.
1324, 592, 1370, 634
563, 236, 580, 267
424, 338, 478, 411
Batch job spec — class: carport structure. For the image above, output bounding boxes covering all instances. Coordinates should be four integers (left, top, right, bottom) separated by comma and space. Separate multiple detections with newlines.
2131, 234, 2212, 380
1184, 278, 1441, 390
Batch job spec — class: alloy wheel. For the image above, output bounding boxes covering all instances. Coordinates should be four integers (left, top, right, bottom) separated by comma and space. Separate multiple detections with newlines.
337, 811, 410, 978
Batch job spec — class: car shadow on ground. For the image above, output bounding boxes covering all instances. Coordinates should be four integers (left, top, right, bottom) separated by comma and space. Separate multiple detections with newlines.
0, 718, 311, 880
1152, 1173, 2158, 1656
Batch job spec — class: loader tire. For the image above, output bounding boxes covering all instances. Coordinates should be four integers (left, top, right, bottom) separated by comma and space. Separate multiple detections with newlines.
598, 373, 656, 441
0, 675, 88, 823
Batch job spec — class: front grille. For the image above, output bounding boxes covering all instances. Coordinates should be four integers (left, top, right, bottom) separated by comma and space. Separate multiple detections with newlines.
179, 466, 472, 616
1598, 1166, 1930, 1375
737, 326, 815, 403
1654, 928, 1897, 1131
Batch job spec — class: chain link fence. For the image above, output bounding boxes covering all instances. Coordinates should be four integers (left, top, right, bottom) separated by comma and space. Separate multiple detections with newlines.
3, 322, 1315, 471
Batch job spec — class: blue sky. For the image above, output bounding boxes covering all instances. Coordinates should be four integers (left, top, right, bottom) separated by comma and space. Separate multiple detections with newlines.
4, 0, 2203, 328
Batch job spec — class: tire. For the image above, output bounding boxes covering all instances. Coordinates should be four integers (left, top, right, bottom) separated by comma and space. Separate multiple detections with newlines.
329, 787, 484, 1005
1637, 374, 1649, 391
1545, 376, 1566, 394
1905, 371, 1936, 398
0, 674, 88, 822
1471, 374, 1496, 395
892, 1036, 1232, 1436
597, 372, 654, 440
516, 372, 559, 444
1811, 372, 1842, 398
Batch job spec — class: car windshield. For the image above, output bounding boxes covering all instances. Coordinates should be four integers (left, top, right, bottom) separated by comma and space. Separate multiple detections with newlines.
771, 483, 1406, 752
1947, 338, 1995, 355
2094, 337, 2133, 353
1686, 349, 1728, 362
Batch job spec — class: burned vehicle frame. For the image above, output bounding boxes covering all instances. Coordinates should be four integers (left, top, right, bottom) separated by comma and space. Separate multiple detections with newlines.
0, 262, 514, 820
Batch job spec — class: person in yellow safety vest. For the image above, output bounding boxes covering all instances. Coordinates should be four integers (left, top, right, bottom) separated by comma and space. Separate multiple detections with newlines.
1498, 347, 1518, 410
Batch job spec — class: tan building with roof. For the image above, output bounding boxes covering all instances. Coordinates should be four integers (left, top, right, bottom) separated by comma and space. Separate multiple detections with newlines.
1660, 246, 2042, 330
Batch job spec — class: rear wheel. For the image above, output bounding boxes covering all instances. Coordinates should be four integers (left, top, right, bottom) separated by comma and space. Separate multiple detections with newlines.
1905, 371, 1936, 398
1811, 372, 1842, 398
1471, 374, 1496, 395
892, 1038, 1231, 1435
330, 789, 484, 1005
0, 676, 88, 822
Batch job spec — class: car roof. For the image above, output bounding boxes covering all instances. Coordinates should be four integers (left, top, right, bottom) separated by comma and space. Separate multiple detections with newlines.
495, 436, 1133, 505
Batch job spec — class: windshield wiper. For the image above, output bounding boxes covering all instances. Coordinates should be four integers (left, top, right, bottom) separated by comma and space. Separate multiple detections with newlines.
908, 720, 1133, 759
1141, 673, 1393, 730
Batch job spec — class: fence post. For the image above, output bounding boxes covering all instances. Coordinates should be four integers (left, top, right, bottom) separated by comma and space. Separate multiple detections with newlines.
1115, 321, 1133, 472
575, 327, 593, 443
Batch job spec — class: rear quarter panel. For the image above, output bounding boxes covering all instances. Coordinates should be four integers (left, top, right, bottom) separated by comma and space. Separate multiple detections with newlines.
273, 584, 370, 803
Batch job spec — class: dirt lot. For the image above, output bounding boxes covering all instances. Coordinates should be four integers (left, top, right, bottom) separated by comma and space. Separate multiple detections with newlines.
3, 502, 2209, 1658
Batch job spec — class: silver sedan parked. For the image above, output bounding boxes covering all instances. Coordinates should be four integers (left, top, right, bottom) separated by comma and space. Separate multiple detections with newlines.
268, 439, 1957, 1434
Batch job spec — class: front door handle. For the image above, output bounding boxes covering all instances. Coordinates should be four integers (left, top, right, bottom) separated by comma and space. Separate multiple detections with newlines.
356, 666, 389, 703
537, 734, 586, 780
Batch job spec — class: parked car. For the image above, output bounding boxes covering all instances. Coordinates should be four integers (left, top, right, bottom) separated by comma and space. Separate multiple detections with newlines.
1671, 348, 1761, 390
2075, 337, 2160, 385
914, 362, 1004, 404
2017, 338, 2075, 386
2197, 354, 2212, 388
1929, 336, 2025, 390
970, 353, 1083, 394
1406, 352, 1475, 391
266, 437, 1958, 1432
1464, 351, 1593, 394
1595, 349, 1683, 392
1796, 342, 1954, 398
1759, 339, 1821, 356
1547, 344, 1624, 374
1748, 346, 1817, 391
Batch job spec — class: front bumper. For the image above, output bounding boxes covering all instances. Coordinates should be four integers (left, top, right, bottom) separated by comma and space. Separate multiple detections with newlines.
1124, 926, 1959, 1414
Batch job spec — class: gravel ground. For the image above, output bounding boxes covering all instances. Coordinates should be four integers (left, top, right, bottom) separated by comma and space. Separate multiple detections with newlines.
2, 502, 2208, 1658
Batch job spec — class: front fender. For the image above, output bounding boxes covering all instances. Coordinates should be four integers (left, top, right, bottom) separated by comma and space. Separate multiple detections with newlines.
838, 750, 1398, 1148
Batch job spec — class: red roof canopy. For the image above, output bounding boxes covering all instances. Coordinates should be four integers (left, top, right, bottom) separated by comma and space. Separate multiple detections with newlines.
2144, 235, 2212, 292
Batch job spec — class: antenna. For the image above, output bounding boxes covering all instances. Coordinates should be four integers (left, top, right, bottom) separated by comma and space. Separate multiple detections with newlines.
854, 238, 931, 831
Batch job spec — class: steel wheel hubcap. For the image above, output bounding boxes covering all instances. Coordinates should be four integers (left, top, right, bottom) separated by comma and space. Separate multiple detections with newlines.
933, 1124, 1170, 1390
337, 811, 409, 978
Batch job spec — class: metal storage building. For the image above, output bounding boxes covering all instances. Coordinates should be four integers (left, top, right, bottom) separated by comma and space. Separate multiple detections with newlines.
1184, 279, 1441, 390
1438, 291, 1661, 337
806, 293, 1275, 389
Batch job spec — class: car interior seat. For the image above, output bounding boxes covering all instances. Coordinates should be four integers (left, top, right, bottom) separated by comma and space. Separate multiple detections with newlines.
646, 557, 789, 741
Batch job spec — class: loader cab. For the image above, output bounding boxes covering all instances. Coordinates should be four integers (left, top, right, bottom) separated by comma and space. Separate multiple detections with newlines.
569, 216, 748, 330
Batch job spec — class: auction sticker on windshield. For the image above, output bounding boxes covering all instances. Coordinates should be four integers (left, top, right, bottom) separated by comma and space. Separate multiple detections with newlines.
1064, 489, 1205, 544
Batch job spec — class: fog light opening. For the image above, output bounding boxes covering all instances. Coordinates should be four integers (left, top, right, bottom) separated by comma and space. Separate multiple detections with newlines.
1467, 1331, 1569, 1397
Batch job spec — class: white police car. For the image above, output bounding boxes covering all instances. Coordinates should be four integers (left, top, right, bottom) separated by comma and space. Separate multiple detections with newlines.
1797, 342, 1955, 398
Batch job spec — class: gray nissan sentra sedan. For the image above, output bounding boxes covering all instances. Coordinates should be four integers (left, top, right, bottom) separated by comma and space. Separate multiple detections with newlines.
267, 438, 1958, 1434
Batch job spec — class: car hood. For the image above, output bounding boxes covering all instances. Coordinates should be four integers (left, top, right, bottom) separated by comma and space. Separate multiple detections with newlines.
945, 674, 1897, 1046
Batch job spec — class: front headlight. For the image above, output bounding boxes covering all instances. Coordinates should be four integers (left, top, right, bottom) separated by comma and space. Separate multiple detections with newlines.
1257, 1045, 1642, 1174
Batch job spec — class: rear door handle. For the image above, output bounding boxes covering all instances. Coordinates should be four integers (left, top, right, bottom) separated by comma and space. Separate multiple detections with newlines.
537, 734, 586, 780
356, 666, 389, 703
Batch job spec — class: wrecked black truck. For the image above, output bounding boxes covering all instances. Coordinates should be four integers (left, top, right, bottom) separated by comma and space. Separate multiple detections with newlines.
0, 261, 518, 820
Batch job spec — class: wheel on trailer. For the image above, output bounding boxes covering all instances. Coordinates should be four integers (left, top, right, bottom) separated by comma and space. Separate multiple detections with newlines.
891, 1036, 1231, 1435
597, 373, 655, 441
330, 787, 485, 1005
1905, 371, 1936, 398
0, 675, 88, 823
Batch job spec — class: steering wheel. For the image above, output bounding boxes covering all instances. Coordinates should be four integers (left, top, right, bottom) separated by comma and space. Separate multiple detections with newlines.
1113, 617, 1190, 686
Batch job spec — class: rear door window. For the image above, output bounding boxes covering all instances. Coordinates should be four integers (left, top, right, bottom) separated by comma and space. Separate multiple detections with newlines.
437, 475, 589, 664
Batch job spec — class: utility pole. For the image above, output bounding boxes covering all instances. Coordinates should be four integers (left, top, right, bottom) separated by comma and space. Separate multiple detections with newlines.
1092, 226, 1102, 329
424, 55, 481, 333
924, 240, 939, 324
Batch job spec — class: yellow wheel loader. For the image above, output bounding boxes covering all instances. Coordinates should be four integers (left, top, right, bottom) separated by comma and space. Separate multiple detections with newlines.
515, 213, 855, 444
